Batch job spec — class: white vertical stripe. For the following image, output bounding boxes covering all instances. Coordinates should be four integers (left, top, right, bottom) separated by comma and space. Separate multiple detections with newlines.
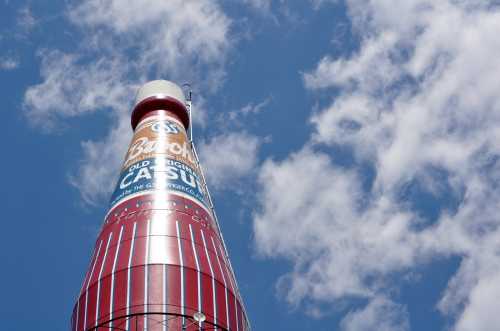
95, 232, 114, 328
176, 221, 185, 325
144, 219, 151, 331
222, 250, 239, 296
211, 236, 230, 330
200, 230, 217, 330
109, 225, 124, 329
149, 211, 169, 263
80, 243, 98, 296
125, 222, 138, 331
83, 240, 103, 331
80, 240, 102, 295
163, 263, 167, 331
215, 239, 236, 293
189, 224, 202, 330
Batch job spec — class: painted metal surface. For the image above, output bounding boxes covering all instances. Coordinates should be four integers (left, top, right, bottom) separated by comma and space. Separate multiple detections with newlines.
72, 83, 249, 331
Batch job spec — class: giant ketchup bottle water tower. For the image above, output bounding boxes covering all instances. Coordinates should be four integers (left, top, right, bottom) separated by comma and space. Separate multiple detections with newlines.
72, 80, 250, 331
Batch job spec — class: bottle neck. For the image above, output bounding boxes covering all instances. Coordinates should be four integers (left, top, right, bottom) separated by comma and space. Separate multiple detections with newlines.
134, 109, 184, 131
131, 96, 190, 131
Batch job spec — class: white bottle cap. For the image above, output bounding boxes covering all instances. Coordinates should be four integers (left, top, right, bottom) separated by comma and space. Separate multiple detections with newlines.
135, 80, 186, 106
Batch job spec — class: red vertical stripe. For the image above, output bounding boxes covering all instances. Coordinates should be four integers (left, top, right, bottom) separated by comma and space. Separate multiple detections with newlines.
97, 274, 112, 325
98, 241, 118, 324
129, 265, 145, 314
228, 291, 237, 331
201, 272, 215, 325
131, 235, 147, 268
213, 236, 236, 295
85, 282, 98, 330
148, 264, 164, 313
184, 267, 199, 318
166, 264, 182, 315
77, 296, 85, 331
85, 235, 109, 330
199, 229, 217, 326
111, 268, 128, 320
215, 281, 228, 329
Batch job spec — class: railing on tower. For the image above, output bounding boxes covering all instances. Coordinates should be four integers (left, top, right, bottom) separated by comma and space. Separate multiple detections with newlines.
184, 92, 251, 331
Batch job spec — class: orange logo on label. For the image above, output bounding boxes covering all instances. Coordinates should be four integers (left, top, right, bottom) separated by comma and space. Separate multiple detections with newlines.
122, 116, 198, 170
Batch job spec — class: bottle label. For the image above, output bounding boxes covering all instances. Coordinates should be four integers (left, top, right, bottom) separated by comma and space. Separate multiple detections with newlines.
109, 113, 210, 209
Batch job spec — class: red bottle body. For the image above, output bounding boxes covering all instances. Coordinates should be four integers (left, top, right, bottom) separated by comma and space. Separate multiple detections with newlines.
72, 86, 249, 331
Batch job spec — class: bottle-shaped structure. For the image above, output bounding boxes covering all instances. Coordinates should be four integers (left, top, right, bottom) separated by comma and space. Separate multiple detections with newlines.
72, 80, 250, 331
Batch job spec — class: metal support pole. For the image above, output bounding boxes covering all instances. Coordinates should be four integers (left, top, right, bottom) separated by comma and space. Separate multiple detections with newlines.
185, 90, 251, 330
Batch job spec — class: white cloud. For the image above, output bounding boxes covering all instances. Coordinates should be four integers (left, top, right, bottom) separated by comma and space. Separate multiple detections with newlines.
454, 271, 500, 331
0, 56, 19, 70
17, 5, 36, 31
69, 115, 132, 206
221, 96, 272, 127
24, 0, 231, 205
255, 148, 426, 305
254, 0, 500, 329
244, 0, 273, 12
230, 96, 272, 119
198, 132, 261, 191
68, 0, 229, 88
24, 50, 134, 130
340, 297, 410, 331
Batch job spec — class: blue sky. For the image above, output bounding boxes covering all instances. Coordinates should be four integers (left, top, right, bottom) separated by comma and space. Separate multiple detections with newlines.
3, 1, 500, 330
